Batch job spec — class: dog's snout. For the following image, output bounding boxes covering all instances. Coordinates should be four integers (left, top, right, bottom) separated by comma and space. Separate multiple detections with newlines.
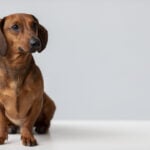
29, 37, 41, 48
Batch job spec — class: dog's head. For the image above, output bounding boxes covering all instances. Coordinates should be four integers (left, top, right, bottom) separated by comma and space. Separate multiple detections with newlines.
0, 13, 48, 56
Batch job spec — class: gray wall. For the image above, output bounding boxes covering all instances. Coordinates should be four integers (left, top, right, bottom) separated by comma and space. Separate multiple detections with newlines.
0, 0, 150, 120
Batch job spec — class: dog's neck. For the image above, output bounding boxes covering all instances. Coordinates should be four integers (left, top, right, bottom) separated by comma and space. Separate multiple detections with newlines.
0, 53, 35, 83
4, 53, 34, 68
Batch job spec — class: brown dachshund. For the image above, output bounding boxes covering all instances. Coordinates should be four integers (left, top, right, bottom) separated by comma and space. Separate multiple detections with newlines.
0, 13, 56, 146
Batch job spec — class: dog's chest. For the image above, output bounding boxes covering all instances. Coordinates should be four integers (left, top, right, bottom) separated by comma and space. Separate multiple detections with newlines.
0, 79, 35, 121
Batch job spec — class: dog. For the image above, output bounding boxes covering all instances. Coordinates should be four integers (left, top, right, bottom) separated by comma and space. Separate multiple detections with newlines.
0, 13, 56, 146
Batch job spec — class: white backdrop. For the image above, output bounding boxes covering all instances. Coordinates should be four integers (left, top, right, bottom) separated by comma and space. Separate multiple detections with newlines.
0, 0, 150, 120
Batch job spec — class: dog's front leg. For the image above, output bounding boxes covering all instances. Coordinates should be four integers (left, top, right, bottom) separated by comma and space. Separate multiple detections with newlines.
20, 101, 42, 146
0, 107, 8, 144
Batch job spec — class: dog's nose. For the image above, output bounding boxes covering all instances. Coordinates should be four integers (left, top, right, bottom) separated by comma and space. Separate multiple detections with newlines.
29, 37, 41, 48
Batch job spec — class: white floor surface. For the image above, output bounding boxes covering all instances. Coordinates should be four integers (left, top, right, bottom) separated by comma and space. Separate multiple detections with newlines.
0, 120, 150, 150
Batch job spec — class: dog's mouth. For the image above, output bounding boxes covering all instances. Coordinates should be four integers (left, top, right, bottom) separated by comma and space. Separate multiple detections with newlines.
18, 47, 26, 54
18, 47, 36, 54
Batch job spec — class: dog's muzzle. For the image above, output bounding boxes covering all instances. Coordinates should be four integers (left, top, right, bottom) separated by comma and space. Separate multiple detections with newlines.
29, 37, 41, 53
18, 37, 41, 53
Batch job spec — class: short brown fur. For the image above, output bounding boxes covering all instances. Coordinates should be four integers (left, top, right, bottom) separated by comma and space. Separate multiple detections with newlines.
0, 13, 56, 146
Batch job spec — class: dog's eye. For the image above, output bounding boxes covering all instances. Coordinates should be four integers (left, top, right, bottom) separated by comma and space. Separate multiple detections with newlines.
31, 22, 37, 32
11, 24, 19, 31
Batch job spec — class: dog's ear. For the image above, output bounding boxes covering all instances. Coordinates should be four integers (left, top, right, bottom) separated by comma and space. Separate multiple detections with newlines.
32, 15, 48, 53
38, 24, 48, 53
0, 18, 7, 56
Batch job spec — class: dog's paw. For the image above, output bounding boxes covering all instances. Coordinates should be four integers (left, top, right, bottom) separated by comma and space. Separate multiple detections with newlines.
21, 134, 37, 146
0, 137, 6, 144
21, 128, 37, 146
0, 134, 8, 145
35, 126, 48, 134
8, 126, 18, 134
21, 127, 38, 146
